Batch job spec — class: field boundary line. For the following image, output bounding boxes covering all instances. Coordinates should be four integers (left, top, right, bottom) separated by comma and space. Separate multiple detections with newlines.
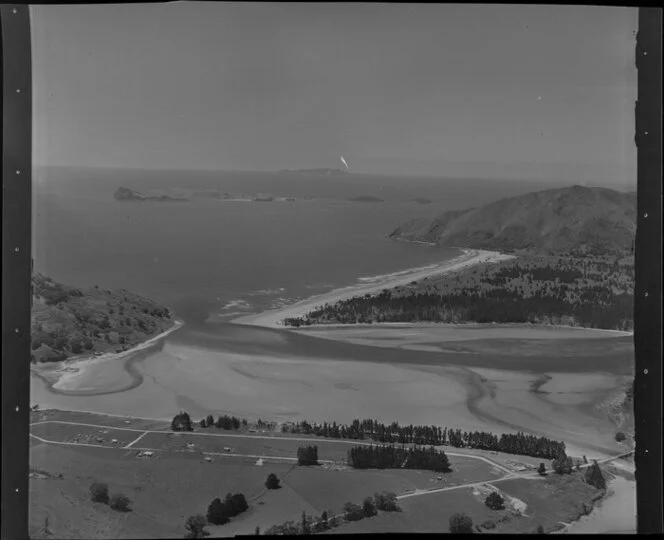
124, 431, 149, 449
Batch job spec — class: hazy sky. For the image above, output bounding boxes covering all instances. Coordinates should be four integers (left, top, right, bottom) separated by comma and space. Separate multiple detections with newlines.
31, 3, 637, 184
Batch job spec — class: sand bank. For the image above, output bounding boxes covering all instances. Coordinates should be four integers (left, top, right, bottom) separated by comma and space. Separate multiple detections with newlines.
30, 338, 627, 459
31, 320, 184, 394
232, 249, 514, 328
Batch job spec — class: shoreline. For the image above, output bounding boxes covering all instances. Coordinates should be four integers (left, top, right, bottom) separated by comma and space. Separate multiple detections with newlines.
31, 319, 184, 393
232, 249, 515, 329
289, 321, 634, 336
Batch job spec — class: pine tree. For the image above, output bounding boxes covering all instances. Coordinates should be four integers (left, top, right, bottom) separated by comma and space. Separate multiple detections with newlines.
584, 461, 606, 490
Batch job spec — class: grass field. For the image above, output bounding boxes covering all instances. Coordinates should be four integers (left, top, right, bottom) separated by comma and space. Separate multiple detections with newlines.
31, 422, 142, 447
29, 408, 626, 538
323, 471, 605, 535
28, 438, 498, 539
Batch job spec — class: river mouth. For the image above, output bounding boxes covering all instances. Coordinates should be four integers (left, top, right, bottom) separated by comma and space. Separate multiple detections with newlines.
30, 321, 633, 460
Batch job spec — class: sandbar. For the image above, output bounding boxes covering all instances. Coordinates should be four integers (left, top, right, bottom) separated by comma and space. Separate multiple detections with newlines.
232, 249, 515, 328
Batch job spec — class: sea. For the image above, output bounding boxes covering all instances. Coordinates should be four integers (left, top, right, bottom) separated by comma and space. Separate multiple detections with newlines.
33, 166, 568, 329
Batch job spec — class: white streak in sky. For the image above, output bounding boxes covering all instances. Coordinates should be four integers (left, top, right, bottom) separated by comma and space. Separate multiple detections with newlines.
340, 156, 349, 171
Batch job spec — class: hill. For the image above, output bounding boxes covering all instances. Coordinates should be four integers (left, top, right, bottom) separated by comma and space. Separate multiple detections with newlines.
31, 274, 177, 362
390, 186, 636, 255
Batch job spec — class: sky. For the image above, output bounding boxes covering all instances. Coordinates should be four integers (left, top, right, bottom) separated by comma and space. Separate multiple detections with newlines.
31, 3, 638, 185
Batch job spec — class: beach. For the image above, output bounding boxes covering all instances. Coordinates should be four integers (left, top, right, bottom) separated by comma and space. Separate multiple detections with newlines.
31, 319, 184, 394
232, 249, 514, 328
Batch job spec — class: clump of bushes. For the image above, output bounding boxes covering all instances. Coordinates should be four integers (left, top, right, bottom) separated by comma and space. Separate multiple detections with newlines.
89, 482, 131, 512
89, 482, 109, 504
206, 493, 249, 526
552, 451, 574, 474
449, 512, 474, 534
485, 491, 506, 510
109, 493, 132, 512
184, 515, 209, 538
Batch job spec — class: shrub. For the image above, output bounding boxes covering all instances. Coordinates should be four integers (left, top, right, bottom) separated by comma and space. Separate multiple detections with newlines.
373, 491, 400, 512
264, 521, 300, 536
481, 520, 496, 530
538, 463, 547, 476
207, 498, 228, 525
109, 493, 132, 512
449, 513, 474, 534
265, 473, 281, 490
342, 502, 364, 522
362, 497, 377, 518
552, 451, 573, 474
615, 431, 627, 442
184, 515, 209, 538
536, 524, 545, 534
485, 491, 505, 510
200, 419, 207, 428
89, 482, 109, 504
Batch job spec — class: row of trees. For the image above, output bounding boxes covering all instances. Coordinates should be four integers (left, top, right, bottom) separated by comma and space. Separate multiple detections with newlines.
284, 288, 633, 330
347, 444, 451, 473
199, 414, 247, 430
263, 491, 400, 536
284, 418, 566, 460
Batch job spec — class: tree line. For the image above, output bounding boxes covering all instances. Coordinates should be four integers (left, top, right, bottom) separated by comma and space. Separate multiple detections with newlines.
199, 414, 247, 430
283, 255, 634, 331
347, 444, 451, 472
263, 491, 400, 536
284, 288, 633, 330
283, 418, 566, 460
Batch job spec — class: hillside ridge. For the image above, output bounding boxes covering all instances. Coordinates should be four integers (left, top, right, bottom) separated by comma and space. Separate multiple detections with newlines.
389, 185, 636, 255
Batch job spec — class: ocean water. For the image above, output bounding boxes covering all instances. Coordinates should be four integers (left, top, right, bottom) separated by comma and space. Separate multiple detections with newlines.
33, 167, 568, 328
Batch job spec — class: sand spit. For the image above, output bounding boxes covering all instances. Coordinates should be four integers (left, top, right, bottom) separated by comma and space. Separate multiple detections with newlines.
232, 249, 514, 328
31, 319, 184, 393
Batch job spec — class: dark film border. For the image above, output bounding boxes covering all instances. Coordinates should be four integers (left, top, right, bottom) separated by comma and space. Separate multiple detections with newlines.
2, 5, 32, 540
1, 3, 662, 538
634, 6, 663, 536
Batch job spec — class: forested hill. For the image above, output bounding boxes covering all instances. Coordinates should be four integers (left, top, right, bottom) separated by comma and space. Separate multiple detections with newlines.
31, 273, 176, 363
389, 185, 636, 255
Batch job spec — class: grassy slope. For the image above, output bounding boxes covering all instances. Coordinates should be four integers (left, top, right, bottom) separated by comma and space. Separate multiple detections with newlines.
31, 273, 176, 363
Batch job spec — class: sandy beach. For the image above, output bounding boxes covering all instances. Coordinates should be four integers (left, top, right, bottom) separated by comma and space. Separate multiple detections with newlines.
31, 319, 184, 394
232, 249, 514, 328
